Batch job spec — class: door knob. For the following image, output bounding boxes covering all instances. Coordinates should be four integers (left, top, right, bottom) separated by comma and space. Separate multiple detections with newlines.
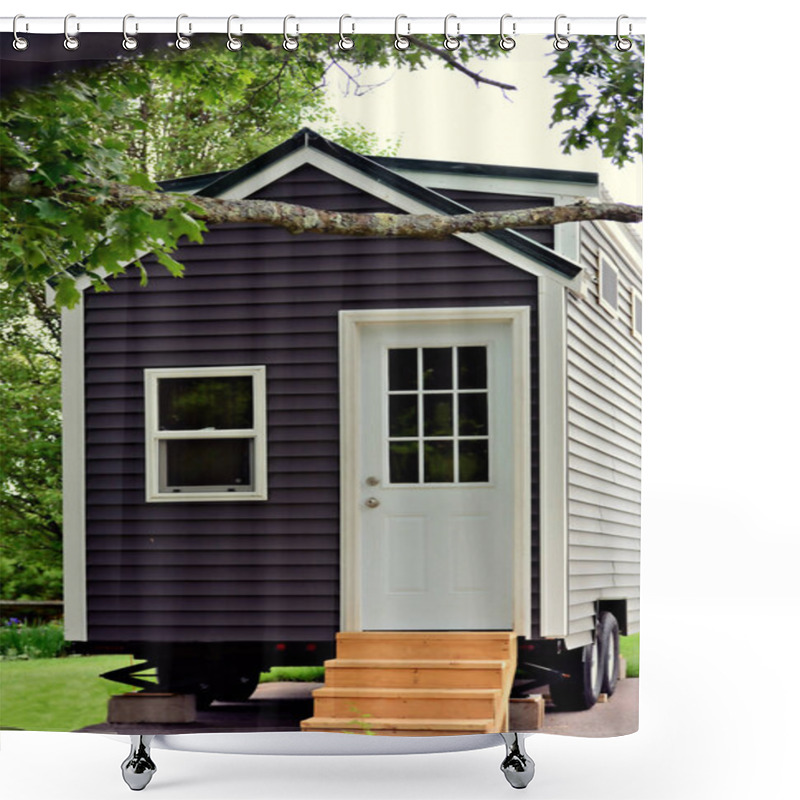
364, 497, 380, 508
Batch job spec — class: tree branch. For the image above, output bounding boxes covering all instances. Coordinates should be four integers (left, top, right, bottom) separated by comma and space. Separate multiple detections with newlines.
105, 182, 641, 237
406, 35, 518, 91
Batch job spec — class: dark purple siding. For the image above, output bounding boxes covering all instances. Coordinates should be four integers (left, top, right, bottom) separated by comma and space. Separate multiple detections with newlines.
83, 164, 540, 643
434, 189, 555, 249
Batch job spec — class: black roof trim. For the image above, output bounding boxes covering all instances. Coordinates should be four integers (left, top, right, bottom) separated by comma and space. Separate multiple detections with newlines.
159, 171, 231, 194
199, 128, 582, 280
198, 131, 315, 198
370, 156, 599, 187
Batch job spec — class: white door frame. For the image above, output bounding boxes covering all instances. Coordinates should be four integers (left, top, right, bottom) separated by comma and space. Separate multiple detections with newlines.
339, 306, 531, 634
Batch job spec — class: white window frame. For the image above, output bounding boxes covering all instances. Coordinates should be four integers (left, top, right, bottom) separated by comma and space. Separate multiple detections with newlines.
144, 365, 267, 502
631, 287, 643, 342
597, 252, 620, 316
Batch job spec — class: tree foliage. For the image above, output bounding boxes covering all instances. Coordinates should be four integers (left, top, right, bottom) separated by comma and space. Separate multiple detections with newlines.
1, 35, 509, 307
0, 286, 62, 597
547, 36, 644, 166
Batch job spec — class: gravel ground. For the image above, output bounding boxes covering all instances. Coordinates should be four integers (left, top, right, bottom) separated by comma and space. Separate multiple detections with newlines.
540, 677, 639, 738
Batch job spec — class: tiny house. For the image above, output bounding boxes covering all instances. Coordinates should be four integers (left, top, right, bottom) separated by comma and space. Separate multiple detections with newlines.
62, 129, 641, 721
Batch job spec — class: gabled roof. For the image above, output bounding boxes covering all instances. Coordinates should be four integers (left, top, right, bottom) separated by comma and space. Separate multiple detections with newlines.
194, 128, 584, 281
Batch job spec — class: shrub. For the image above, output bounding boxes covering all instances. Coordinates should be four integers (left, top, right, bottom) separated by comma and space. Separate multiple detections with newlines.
0, 619, 67, 660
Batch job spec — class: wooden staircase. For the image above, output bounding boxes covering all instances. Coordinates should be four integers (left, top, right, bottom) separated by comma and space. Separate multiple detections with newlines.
300, 632, 517, 736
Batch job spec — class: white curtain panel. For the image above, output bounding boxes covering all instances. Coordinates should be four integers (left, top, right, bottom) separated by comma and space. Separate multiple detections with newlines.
0, 14, 643, 795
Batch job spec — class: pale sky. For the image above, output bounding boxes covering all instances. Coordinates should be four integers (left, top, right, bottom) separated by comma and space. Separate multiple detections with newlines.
324, 36, 642, 206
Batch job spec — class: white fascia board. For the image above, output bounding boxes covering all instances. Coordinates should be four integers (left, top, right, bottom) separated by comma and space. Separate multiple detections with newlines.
388, 169, 601, 201
215, 147, 316, 201
62, 303, 87, 641
218, 146, 584, 291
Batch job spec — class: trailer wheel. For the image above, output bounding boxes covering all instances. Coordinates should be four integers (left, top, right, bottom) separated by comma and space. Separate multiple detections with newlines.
155, 660, 216, 710
598, 611, 621, 696
548, 637, 602, 711
214, 669, 260, 703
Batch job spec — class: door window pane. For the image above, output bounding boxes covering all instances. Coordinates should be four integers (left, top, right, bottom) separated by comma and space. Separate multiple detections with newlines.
424, 441, 454, 483
424, 395, 453, 437
389, 394, 418, 437
159, 376, 253, 431
458, 393, 488, 436
389, 349, 418, 391
459, 440, 489, 483
422, 348, 452, 390
457, 347, 487, 389
390, 442, 419, 483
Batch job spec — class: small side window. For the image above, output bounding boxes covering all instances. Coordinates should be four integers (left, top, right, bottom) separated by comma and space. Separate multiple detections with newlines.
597, 254, 619, 316
144, 366, 267, 502
631, 288, 643, 342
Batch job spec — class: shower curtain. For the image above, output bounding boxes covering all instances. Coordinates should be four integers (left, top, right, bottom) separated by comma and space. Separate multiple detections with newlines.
0, 23, 642, 744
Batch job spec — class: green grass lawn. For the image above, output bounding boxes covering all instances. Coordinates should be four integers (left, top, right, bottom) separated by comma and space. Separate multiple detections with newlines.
0, 657, 326, 732
0, 655, 144, 732
620, 634, 640, 677
259, 666, 325, 683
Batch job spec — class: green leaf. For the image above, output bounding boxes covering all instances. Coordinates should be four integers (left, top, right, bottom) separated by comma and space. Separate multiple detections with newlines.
154, 251, 186, 278
53, 277, 81, 309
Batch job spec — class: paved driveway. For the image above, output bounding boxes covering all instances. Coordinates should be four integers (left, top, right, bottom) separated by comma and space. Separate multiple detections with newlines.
540, 678, 639, 737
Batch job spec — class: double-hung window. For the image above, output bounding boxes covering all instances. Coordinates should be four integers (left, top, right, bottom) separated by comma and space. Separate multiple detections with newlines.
144, 366, 267, 502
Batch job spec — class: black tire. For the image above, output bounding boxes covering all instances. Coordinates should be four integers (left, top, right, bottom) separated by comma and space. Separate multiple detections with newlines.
214, 669, 260, 703
598, 611, 621, 697
548, 636, 603, 711
155, 659, 216, 710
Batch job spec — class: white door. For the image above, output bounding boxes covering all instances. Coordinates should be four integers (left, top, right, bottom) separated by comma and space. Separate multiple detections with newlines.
358, 318, 516, 630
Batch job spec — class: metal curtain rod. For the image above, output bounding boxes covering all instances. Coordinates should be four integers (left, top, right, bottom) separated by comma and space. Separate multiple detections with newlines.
0, 15, 646, 36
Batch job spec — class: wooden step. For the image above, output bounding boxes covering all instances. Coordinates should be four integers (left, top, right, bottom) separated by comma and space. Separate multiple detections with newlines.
310, 686, 500, 720
300, 716, 496, 736
323, 658, 508, 689
335, 631, 516, 661
299, 632, 517, 735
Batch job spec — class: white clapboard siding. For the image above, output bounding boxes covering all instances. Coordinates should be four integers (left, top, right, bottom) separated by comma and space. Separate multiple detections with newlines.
566, 220, 642, 638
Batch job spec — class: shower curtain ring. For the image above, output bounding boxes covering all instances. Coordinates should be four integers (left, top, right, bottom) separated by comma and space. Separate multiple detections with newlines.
283, 15, 299, 51
443, 14, 460, 51
615, 15, 633, 51
64, 14, 80, 51
499, 14, 516, 50
553, 14, 570, 51
394, 15, 410, 51
12, 15, 29, 51
227, 15, 243, 51
175, 14, 191, 50
122, 15, 138, 51
339, 14, 355, 51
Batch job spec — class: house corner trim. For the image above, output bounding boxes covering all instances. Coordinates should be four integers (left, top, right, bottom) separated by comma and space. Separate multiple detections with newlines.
539, 279, 569, 637
62, 302, 87, 641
